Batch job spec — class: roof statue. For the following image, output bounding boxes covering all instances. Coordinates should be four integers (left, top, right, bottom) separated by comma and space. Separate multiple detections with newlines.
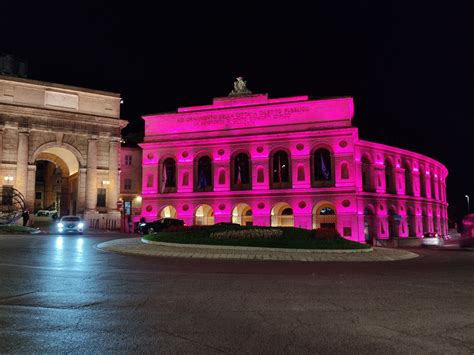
229, 77, 252, 97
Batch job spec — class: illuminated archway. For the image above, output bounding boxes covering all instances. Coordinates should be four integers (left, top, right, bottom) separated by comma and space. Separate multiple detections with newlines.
232, 203, 252, 226
33, 146, 81, 216
159, 205, 177, 218
313, 202, 337, 229
271, 202, 294, 227
194, 204, 214, 225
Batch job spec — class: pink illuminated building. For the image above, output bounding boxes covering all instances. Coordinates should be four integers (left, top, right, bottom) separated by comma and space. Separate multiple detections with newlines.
139, 90, 448, 243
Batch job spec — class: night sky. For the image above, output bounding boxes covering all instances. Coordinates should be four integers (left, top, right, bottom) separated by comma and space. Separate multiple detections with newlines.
2, 1, 473, 222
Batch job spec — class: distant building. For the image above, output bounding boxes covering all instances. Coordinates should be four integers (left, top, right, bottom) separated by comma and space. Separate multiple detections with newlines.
120, 146, 142, 220
0, 54, 28, 78
140, 85, 448, 243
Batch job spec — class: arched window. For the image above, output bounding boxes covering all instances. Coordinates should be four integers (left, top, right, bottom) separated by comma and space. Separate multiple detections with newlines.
341, 163, 349, 180
407, 207, 416, 236
160, 158, 176, 193
431, 174, 436, 199
385, 159, 395, 194
363, 206, 376, 243
361, 156, 372, 192
271, 150, 290, 189
420, 166, 427, 197
231, 153, 251, 190
313, 148, 334, 187
388, 206, 397, 238
403, 162, 413, 196
195, 156, 213, 192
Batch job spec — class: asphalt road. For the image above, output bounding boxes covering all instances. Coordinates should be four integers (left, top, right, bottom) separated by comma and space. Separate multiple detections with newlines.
0, 233, 473, 354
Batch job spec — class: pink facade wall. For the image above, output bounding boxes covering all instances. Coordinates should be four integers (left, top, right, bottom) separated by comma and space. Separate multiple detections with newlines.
140, 94, 449, 243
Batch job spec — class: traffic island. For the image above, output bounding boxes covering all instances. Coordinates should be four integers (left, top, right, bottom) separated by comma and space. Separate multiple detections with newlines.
97, 237, 419, 262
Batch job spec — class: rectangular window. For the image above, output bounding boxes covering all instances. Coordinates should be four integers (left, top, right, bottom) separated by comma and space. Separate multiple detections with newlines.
35, 192, 42, 200
124, 178, 132, 190
2, 186, 13, 206
97, 188, 106, 207
125, 155, 132, 166
343, 227, 352, 237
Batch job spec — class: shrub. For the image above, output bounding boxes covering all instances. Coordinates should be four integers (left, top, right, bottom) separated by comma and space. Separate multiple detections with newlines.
312, 228, 342, 241
210, 228, 283, 240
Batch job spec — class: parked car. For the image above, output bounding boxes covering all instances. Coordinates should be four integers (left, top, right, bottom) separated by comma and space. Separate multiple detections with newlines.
35, 209, 58, 217
138, 218, 184, 234
421, 232, 444, 247
57, 216, 84, 234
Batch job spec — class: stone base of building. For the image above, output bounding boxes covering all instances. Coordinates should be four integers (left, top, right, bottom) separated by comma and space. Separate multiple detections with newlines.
84, 210, 121, 230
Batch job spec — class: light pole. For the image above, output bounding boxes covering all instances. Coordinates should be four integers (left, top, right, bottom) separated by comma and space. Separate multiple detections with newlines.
466, 195, 470, 213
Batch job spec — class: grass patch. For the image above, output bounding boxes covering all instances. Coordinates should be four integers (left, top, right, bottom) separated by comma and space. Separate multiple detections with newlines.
0, 224, 41, 234
143, 225, 370, 250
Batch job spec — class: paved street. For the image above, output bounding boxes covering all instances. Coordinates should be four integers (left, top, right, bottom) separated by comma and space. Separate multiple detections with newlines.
0, 233, 473, 353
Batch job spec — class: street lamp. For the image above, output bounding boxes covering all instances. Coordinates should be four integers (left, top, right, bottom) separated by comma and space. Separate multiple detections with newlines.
466, 195, 470, 213
4, 176, 13, 184
102, 180, 110, 187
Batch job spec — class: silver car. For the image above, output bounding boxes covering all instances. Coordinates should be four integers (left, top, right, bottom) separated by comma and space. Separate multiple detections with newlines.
57, 216, 84, 234
421, 232, 444, 247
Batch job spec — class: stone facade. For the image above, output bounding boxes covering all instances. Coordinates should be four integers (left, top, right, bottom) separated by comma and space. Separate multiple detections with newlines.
140, 93, 448, 243
119, 147, 142, 221
0, 75, 126, 228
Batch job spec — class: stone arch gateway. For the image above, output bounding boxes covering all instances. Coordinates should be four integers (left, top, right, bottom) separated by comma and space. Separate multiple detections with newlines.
0, 76, 127, 228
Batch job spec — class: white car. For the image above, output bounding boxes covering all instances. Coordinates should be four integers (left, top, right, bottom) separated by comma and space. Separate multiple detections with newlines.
57, 216, 84, 234
421, 233, 444, 247
36, 210, 57, 217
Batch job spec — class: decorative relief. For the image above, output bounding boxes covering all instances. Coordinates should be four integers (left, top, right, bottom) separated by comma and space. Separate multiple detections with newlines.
339, 140, 347, 148
257, 202, 265, 210
256, 146, 264, 154
342, 200, 351, 207
218, 204, 226, 211
182, 204, 189, 211
146, 205, 153, 212
147, 153, 154, 160
217, 149, 225, 156
298, 201, 306, 209
182, 151, 189, 158
296, 143, 304, 151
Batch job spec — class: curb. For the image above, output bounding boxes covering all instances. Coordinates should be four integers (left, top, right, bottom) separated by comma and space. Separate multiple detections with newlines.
141, 238, 374, 253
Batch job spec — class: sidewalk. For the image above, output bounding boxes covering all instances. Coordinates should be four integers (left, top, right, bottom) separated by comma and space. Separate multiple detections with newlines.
97, 238, 419, 262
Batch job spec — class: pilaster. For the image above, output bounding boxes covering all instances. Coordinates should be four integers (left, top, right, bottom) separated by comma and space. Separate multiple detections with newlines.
86, 138, 97, 211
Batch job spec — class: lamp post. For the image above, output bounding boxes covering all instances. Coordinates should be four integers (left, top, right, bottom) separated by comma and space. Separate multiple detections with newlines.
466, 195, 470, 213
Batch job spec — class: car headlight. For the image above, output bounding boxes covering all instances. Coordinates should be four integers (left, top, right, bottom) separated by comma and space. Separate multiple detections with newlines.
140, 223, 146, 226
58, 223, 64, 228
78, 223, 84, 228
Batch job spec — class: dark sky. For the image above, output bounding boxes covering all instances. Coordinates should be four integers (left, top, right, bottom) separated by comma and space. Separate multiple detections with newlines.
2, 1, 473, 221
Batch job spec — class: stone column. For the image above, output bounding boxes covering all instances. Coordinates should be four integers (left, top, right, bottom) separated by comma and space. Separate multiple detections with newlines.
0, 128, 3, 178
85, 139, 97, 211
107, 140, 119, 211
77, 168, 87, 213
15, 130, 29, 199
26, 164, 36, 210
